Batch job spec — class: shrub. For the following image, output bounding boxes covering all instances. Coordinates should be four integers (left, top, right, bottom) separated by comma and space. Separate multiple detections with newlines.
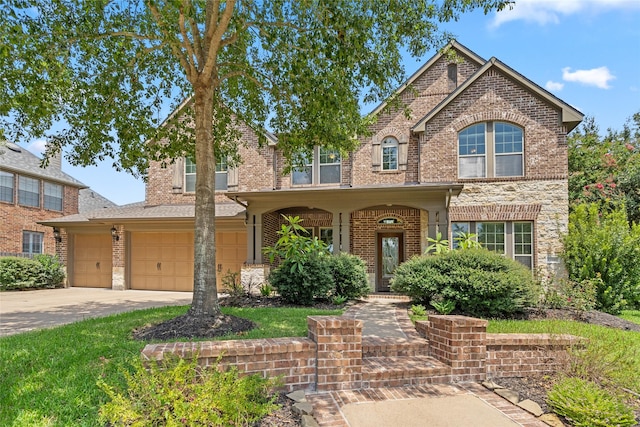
391, 249, 537, 318
0, 255, 65, 291
99, 355, 280, 427
562, 203, 640, 313
547, 377, 636, 427
259, 283, 274, 297
540, 277, 598, 311
410, 304, 426, 317
268, 255, 333, 305
327, 253, 370, 299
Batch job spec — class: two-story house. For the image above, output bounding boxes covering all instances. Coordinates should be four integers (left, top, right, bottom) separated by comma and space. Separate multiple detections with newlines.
43, 41, 582, 292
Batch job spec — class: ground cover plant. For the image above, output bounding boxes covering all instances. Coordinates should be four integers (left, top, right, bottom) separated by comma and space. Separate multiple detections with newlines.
0, 304, 341, 426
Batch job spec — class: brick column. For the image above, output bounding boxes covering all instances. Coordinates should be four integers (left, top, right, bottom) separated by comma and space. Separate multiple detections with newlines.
308, 316, 363, 391
427, 315, 488, 382
111, 225, 125, 290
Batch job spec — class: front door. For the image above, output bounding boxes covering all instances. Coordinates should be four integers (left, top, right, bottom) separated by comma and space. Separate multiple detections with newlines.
377, 232, 404, 292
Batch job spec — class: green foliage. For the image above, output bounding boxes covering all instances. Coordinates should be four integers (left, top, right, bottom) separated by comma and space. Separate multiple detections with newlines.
222, 269, 245, 297
263, 215, 329, 271
391, 249, 536, 318
431, 300, 456, 315
259, 283, 274, 297
568, 113, 640, 224
562, 203, 640, 313
453, 231, 483, 250
411, 304, 427, 317
268, 255, 333, 306
547, 378, 636, 427
539, 277, 597, 311
0, 255, 65, 291
327, 253, 370, 299
424, 231, 450, 254
332, 295, 348, 305
99, 355, 279, 427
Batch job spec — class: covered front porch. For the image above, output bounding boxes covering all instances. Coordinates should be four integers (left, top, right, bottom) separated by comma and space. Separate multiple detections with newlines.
228, 183, 462, 291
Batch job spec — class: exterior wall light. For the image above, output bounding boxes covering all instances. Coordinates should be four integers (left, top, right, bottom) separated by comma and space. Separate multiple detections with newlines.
53, 227, 62, 243
111, 226, 120, 241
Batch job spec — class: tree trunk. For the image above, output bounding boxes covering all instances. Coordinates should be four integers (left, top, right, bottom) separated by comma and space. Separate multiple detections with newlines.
189, 83, 221, 317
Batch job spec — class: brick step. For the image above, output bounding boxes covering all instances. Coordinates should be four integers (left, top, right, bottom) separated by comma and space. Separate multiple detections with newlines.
362, 336, 430, 358
362, 355, 452, 388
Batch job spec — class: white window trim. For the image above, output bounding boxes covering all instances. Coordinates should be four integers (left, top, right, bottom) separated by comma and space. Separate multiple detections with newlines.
43, 182, 63, 211
382, 137, 399, 171
18, 175, 40, 208
458, 122, 524, 179
292, 147, 341, 186
184, 157, 229, 193
0, 170, 14, 204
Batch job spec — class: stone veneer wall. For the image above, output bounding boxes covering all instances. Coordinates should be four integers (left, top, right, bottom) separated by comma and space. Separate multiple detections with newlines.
449, 179, 568, 277
142, 315, 575, 392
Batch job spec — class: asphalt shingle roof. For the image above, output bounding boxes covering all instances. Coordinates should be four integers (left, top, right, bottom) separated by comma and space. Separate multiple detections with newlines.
78, 188, 118, 213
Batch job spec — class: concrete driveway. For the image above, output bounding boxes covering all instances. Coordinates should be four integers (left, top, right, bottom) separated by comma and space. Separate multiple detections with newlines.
0, 287, 194, 336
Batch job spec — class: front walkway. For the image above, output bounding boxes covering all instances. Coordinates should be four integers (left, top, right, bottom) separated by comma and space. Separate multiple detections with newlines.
305, 297, 548, 427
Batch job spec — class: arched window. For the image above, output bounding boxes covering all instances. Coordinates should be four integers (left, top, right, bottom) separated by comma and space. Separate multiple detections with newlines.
458, 122, 523, 178
382, 137, 399, 171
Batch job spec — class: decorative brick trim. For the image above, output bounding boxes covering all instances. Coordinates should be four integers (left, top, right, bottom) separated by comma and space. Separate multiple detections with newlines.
449, 204, 542, 221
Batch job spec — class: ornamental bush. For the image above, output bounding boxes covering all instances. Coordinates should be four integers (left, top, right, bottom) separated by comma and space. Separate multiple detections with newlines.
268, 255, 333, 305
0, 255, 65, 291
390, 249, 537, 318
99, 355, 279, 427
327, 253, 370, 299
562, 203, 640, 313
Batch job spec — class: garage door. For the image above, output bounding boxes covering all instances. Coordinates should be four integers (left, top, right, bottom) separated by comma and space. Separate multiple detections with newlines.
73, 234, 112, 288
130, 231, 247, 292
131, 232, 194, 291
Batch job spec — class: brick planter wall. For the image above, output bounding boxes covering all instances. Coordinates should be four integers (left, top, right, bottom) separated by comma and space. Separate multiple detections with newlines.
486, 333, 577, 378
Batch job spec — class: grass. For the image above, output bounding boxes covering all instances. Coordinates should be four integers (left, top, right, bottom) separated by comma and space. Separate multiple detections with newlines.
0, 305, 342, 427
620, 310, 640, 325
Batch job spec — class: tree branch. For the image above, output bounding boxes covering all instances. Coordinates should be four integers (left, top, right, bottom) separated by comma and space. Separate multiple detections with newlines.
177, 2, 199, 70
201, 0, 236, 80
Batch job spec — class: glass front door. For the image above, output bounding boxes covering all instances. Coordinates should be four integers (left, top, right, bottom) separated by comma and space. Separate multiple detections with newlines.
377, 232, 404, 292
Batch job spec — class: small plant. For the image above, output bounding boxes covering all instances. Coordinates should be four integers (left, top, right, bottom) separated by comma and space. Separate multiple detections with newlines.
424, 232, 450, 254
99, 355, 280, 427
222, 269, 245, 297
410, 304, 427, 317
431, 300, 456, 315
547, 377, 636, 427
540, 277, 598, 311
259, 283, 274, 297
454, 232, 482, 250
332, 295, 348, 305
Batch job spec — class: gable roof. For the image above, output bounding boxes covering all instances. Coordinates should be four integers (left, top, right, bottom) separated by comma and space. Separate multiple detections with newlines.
411, 57, 584, 133
78, 188, 118, 213
366, 40, 486, 119
0, 142, 87, 188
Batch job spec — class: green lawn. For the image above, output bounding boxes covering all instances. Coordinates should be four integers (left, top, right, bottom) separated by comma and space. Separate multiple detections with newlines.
0, 305, 342, 427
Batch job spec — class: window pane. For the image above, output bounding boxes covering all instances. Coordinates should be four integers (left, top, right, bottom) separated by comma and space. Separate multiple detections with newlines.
495, 154, 523, 177
495, 123, 523, 154
319, 148, 340, 164
292, 166, 312, 185
184, 158, 196, 192
0, 171, 14, 203
459, 124, 486, 156
215, 171, 228, 190
18, 176, 40, 207
452, 222, 470, 249
459, 156, 486, 178
320, 228, 333, 252
382, 146, 398, 170
22, 231, 43, 254
44, 182, 63, 211
319, 164, 340, 184
514, 222, 533, 255
382, 237, 400, 276
515, 256, 532, 269
216, 157, 228, 172
477, 222, 505, 253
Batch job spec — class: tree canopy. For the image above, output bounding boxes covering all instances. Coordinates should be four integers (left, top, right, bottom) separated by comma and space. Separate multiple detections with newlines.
0, 0, 510, 318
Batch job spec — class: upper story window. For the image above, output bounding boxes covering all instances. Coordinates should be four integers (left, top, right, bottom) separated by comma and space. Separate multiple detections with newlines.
292, 147, 341, 186
19, 175, 40, 208
0, 171, 14, 203
458, 122, 523, 179
44, 182, 63, 211
382, 137, 399, 171
184, 157, 228, 192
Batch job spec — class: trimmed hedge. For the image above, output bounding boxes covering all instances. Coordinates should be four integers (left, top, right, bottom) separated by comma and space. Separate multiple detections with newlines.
0, 255, 65, 291
328, 253, 370, 299
391, 249, 537, 318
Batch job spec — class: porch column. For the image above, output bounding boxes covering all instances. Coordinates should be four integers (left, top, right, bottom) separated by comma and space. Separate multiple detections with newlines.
339, 211, 350, 253
428, 210, 439, 241
246, 210, 264, 264
111, 224, 125, 290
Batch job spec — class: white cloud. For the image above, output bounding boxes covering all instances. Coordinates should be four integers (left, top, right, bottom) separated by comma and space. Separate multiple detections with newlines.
491, 0, 640, 27
545, 81, 564, 91
562, 66, 615, 89
27, 138, 47, 155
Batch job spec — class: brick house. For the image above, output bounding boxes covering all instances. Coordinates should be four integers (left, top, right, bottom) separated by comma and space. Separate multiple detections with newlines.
0, 142, 116, 259
43, 41, 582, 291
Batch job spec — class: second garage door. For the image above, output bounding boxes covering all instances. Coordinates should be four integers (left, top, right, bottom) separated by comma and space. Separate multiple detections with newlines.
73, 234, 112, 288
130, 231, 246, 292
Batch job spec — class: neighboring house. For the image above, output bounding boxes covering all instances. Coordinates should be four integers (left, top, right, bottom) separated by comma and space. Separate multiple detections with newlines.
42, 41, 582, 292
0, 142, 116, 259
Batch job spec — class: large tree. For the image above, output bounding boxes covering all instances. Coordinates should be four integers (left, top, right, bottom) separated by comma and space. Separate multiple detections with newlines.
0, 0, 509, 320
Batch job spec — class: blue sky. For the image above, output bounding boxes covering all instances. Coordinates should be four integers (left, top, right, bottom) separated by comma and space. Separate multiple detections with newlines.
26, 0, 640, 206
